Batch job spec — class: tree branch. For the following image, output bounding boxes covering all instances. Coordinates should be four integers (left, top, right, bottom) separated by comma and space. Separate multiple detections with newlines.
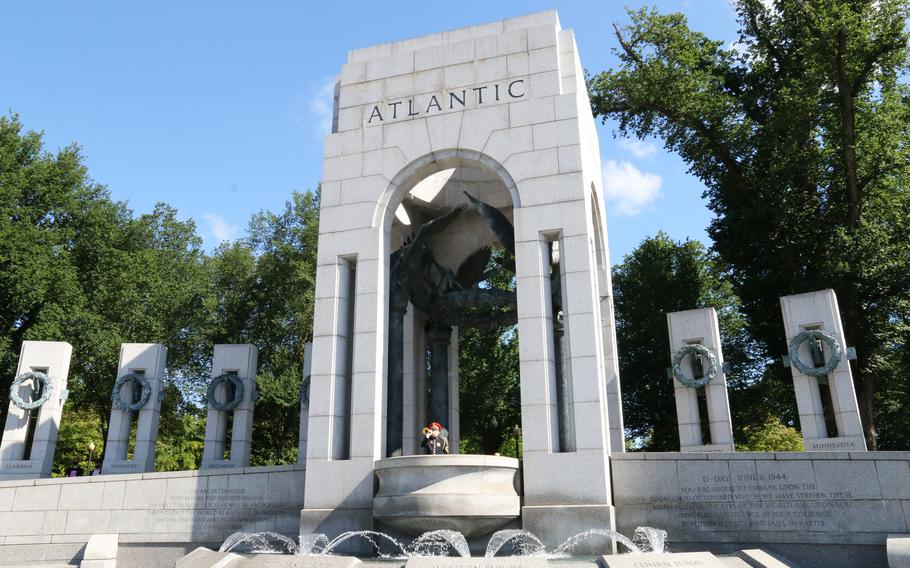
833, 26, 862, 229
660, 105, 749, 186
851, 32, 907, 93
745, 3, 788, 72
858, 159, 910, 192
613, 22, 645, 66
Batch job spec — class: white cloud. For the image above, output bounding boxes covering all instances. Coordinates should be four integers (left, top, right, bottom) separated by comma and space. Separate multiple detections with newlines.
618, 138, 658, 159
602, 160, 663, 216
308, 76, 338, 138
202, 213, 239, 243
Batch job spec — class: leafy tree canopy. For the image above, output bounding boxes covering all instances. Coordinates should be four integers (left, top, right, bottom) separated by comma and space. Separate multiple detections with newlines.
590, 0, 910, 449
208, 190, 320, 465
0, 113, 320, 470
458, 250, 520, 455
612, 232, 785, 451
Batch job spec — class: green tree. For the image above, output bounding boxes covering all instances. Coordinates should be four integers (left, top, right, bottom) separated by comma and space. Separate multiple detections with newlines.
613, 233, 774, 451
207, 190, 320, 465
0, 114, 214, 469
53, 408, 104, 476
872, 338, 910, 449
458, 326, 520, 454
590, 0, 910, 449
737, 415, 804, 452
66, 202, 213, 466
0, 114, 96, 425
155, 397, 206, 471
458, 251, 520, 455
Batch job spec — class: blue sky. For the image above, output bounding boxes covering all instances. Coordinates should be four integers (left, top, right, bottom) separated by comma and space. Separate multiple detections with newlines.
2, 1, 743, 262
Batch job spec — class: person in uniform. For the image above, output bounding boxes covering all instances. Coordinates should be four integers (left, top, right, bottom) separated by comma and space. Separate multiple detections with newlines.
420, 421, 449, 454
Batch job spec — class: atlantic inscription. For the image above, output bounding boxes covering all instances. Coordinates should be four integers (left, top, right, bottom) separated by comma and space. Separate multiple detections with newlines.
366, 79, 526, 124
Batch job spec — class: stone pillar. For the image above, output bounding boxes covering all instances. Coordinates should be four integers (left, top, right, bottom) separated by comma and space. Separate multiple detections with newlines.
0, 341, 72, 480
298, 342, 312, 464
426, 321, 451, 430
201, 344, 258, 469
447, 326, 460, 453
386, 294, 407, 457
552, 310, 574, 452
598, 266, 625, 453
402, 305, 426, 455
780, 289, 866, 451
415, 313, 428, 452
667, 308, 735, 452
303, 249, 383, 546
102, 343, 167, 474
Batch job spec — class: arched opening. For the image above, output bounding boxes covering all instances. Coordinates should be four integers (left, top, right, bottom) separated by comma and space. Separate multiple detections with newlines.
379, 150, 521, 457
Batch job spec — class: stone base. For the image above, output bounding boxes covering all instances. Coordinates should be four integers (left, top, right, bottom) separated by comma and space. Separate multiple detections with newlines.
299, 508, 374, 556
803, 435, 866, 452
407, 559, 547, 568
888, 534, 910, 568
176, 547, 237, 568
0, 461, 48, 480
680, 444, 734, 453
80, 533, 119, 568
119, 543, 213, 568
521, 504, 617, 554
0, 542, 84, 566
372, 455, 520, 538
200, 460, 242, 470
102, 460, 149, 475
178, 548, 362, 568
671, 541, 885, 568
374, 513, 518, 539
0, 471, 47, 481
601, 552, 726, 568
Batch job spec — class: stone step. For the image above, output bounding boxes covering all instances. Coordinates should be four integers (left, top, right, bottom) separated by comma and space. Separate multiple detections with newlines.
0, 564, 76, 568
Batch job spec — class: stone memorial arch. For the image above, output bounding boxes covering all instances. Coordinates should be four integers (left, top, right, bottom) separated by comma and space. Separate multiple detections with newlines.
302, 11, 624, 543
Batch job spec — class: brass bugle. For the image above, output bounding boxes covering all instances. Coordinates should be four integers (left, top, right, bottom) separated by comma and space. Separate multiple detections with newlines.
422, 427, 431, 435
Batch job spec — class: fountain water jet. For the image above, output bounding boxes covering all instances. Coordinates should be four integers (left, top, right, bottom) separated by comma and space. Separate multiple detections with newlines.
551, 529, 641, 556
299, 533, 329, 555
409, 530, 471, 557
219, 531, 299, 554
320, 530, 409, 557
484, 530, 547, 557
221, 527, 664, 559
632, 527, 667, 554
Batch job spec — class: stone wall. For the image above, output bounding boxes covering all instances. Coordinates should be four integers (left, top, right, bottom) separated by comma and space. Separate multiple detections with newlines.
611, 451, 910, 566
0, 464, 305, 565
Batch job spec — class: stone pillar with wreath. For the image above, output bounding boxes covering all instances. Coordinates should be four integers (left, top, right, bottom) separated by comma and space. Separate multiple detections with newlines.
102, 343, 168, 474
201, 344, 258, 469
780, 289, 866, 452
0, 341, 73, 480
667, 308, 735, 452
